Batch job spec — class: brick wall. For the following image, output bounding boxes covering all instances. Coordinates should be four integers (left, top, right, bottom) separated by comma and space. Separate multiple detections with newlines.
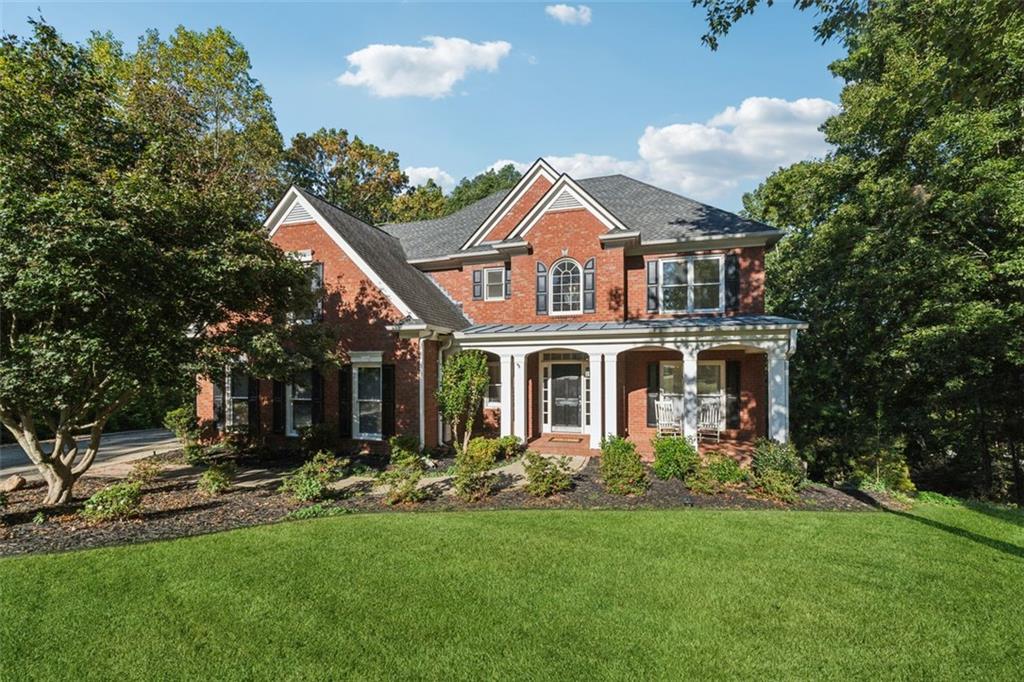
478, 175, 553, 243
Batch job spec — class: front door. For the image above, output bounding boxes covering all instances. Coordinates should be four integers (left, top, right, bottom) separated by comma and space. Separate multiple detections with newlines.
551, 363, 582, 431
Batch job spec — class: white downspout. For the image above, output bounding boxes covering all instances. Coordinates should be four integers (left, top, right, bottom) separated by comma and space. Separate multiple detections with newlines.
418, 335, 426, 449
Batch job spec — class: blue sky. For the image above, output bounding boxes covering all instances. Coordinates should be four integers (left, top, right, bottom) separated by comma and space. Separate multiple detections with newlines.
1, 2, 845, 210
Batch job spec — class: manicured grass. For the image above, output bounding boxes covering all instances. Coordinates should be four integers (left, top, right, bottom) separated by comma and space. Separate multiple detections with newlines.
2, 505, 1023, 680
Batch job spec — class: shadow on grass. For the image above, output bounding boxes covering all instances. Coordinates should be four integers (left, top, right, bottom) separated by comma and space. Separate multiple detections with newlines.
844, 488, 1024, 560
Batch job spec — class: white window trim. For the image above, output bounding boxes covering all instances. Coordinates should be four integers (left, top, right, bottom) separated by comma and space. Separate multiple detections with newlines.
548, 258, 584, 316
658, 254, 725, 314
352, 362, 383, 441
659, 359, 726, 430
226, 370, 249, 431
482, 267, 505, 301
285, 375, 314, 437
484, 360, 501, 409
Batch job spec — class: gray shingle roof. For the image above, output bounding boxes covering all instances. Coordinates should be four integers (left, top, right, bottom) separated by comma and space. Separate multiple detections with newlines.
457, 315, 806, 336
295, 188, 469, 330
382, 174, 779, 260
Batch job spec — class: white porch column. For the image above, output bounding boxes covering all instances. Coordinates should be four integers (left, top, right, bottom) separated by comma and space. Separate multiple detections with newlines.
768, 350, 790, 443
499, 353, 513, 437
513, 353, 528, 442
587, 351, 604, 450
682, 347, 699, 442
603, 353, 618, 442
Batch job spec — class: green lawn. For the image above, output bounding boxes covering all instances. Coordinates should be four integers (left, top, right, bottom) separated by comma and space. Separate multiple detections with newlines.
2, 505, 1023, 680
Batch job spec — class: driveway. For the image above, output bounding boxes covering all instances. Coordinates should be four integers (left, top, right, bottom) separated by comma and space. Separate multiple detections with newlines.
0, 428, 180, 479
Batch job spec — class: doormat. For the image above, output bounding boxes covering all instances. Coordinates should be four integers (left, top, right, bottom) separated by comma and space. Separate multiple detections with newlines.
549, 436, 584, 444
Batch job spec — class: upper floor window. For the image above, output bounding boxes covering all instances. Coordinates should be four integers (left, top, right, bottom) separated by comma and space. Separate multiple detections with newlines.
659, 255, 724, 313
483, 267, 505, 301
550, 259, 582, 314
289, 250, 324, 322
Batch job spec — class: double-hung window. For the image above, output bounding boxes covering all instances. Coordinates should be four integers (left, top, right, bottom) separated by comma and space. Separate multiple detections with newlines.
288, 250, 324, 322
228, 370, 251, 431
483, 267, 505, 300
354, 364, 383, 439
659, 255, 724, 313
484, 361, 501, 407
287, 370, 314, 436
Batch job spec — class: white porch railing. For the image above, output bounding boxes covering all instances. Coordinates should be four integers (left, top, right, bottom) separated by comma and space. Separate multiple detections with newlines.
660, 393, 725, 429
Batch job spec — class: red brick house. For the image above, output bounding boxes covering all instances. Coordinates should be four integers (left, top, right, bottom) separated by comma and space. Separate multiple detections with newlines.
197, 159, 805, 458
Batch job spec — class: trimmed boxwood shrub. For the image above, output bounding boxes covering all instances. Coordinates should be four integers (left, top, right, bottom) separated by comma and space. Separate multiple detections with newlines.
279, 451, 348, 502
495, 435, 523, 460
81, 482, 143, 522
523, 451, 572, 497
454, 437, 500, 501
706, 453, 746, 484
651, 436, 699, 480
599, 436, 648, 495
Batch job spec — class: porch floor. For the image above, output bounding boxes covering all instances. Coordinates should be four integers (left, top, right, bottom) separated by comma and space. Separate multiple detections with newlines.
527, 434, 601, 458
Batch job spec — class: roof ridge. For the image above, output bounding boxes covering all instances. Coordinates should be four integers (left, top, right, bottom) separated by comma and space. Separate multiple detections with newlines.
383, 187, 513, 229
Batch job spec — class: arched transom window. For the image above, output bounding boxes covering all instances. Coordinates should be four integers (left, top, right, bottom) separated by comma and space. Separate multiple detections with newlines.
549, 259, 582, 314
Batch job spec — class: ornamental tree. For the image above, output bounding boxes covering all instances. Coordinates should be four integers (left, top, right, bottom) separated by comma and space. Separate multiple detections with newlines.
0, 21, 327, 505
436, 351, 491, 453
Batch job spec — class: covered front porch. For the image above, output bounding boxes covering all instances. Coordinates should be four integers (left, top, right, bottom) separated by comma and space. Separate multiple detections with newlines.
454, 316, 805, 459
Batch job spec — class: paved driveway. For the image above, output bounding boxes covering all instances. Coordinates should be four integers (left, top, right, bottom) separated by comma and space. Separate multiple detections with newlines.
0, 428, 180, 478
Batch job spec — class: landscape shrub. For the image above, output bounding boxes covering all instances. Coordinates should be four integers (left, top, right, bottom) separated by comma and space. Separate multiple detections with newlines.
523, 451, 572, 497
851, 450, 916, 494
706, 453, 746, 484
81, 482, 143, 522
495, 435, 523, 460
279, 450, 348, 502
128, 457, 164, 484
599, 436, 648, 495
298, 423, 338, 456
284, 502, 352, 520
751, 439, 806, 502
756, 469, 800, 504
380, 442, 427, 504
916, 490, 962, 506
684, 466, 722, 495
183, 443, 209, 466
388, 434, 422, 455
454, 437, 500, 501
651, 436, 699, 480
197, 462, 237, 496
163, 405, 199, 443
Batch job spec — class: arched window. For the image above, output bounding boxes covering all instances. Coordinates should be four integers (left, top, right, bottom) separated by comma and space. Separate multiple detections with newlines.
549, 259, 582, 314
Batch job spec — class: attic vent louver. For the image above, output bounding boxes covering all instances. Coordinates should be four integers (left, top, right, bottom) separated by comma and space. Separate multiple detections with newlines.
282, 202, 312, 223
549, 189, 583, 211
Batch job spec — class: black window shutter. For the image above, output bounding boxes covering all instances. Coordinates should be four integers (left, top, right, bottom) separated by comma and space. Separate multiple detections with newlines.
646, 261, 659, 313
725, 254, 741, 313
247, 378, 261, 437
382, 364, 396, 438
504, 264, 512, 299
472, 269, 483, 300
311, 369, 324, 424
646, 362, 660, 427
583, 258, 596, 313
535, 262, 548, 314
212, 373, 225, 430
338, 366, 352, 438
726, 360, 741, 429
271, 380, 285, 434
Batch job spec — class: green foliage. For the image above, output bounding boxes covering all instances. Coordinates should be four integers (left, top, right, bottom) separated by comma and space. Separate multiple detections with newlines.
651, 436, 700, 480
388, 434, 422, 455
735, 0, 1024, 503
916, 491, 963, 507
523, 451, 573, 497
279, 451, 347, 502
298, 423, 338, 456
705, 453, 746, 485
164, 406, 200, 443
750, 440, 806, 502
380, 442, 427, 505
391, 179, 447, 223
279, 127, 408, 224
851, 450, 916, 494
81, 482, 143, 522
599, 436, 648, 496
495, 435, 523, 460
755, 469, 800, 504
197, 462, 237, 496
284, 502, 352, 521
128, 458, 164, 485
32, 511, 45, 525
684, 466, 723, 496
184, 444, 210, 466
436, 351, 490, 453
444, 164, 522, 215
453, 437, 499, 501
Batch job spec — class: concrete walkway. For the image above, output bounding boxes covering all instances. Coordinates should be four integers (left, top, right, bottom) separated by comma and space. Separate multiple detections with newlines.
0, 428, 180, 479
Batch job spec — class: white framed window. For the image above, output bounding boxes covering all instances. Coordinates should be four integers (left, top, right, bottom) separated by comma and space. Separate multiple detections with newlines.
549, 259, 582, 314
288, 250, 324, 322
484, 361, 501, 408
354, 364, 383, 440
227, 370, 250, 430
483, 267, 505, 301
658, 360, 725, 429
286, 370, 314, 436
659, 255, 724, 313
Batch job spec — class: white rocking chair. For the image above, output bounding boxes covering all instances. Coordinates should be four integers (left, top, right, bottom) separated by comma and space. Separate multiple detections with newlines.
697, 400, 723, 444
655, 399, 682, 437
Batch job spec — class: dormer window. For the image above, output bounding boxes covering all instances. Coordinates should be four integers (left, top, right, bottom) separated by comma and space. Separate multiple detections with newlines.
549, 259, 582, 314
658, 255, 724, 313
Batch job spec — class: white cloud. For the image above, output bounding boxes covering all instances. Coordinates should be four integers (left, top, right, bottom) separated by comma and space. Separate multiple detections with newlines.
545, 4, 592, 26
405, 166, 455, 192
484, 96, 838, 204
337, 36, 512, 98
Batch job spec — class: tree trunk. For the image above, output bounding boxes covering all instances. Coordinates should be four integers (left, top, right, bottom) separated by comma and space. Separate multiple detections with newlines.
40, 460, 75, 505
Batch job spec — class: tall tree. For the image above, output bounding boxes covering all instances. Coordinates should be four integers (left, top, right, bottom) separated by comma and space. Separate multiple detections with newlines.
444, 164, 522, 215
391, 179, 447, 223
727, 0, 1024, 499
279, 128, 408, 224
0, 22, 325, 505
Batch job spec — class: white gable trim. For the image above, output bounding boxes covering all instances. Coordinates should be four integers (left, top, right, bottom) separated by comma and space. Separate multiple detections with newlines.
460, 158, 559, 250
508, 174, 629, 240
266, 187, 415, 319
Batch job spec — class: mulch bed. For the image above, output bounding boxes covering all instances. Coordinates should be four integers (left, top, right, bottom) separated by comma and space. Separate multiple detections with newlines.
1, 452, 892, 557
